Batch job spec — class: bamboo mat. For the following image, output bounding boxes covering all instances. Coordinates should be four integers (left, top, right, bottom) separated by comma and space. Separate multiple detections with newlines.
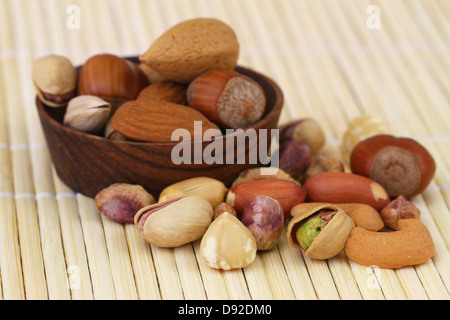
0, 0, 449, 300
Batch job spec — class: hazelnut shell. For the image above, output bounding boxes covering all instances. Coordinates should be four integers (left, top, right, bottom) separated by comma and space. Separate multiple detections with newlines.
350, 134, 436, 197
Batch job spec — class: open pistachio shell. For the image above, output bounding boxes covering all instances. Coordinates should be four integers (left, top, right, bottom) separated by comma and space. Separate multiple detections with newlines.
287, 204, 355, 260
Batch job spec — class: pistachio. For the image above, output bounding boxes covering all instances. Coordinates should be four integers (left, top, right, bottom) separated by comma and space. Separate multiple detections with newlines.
32, 54, 77, 107
241, 196, 284, 250
200, 213, 257, 270
135, 196, 213, 248
287, 204, 354, 260
278, 140, 311, 180
104, 116, 128, 141
94, 183, 156, 224
158, 177, 228, 209
63, 95, 111, 134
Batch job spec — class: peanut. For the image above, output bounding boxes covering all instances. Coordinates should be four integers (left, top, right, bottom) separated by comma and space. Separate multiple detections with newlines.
303, 172, 390, 211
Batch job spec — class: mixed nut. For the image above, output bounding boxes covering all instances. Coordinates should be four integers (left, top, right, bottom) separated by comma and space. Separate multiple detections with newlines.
34, 18, 437, 271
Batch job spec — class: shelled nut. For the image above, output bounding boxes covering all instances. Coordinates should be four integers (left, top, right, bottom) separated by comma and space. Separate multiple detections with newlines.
200, 212, 257, 270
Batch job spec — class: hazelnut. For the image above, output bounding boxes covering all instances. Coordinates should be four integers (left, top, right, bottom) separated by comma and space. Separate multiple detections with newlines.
187, 69, 266, 129
279, 118, 325, 155
32, 54, 77, 107
350, 134, 436, 197
200, 213, 257, 270
94, 183, 156, 224
342, 115, 389, 159
380, 196, 421, 230
78, 53, 149, 102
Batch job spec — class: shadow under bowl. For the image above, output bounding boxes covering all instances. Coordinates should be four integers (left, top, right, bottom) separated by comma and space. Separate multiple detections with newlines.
36, 65, 284, 198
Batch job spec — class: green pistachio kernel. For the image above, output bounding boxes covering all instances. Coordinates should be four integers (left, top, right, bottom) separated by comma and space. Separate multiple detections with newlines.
296, 214, 327, 250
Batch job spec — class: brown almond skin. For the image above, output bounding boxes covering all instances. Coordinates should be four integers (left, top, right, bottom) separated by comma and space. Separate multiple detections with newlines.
111, 100, 221, 143
139, 18, 239, 84
303, 172, 390, 212
350, 134, 436, 198
345, 219, 435, 269
137, 81, 188, 105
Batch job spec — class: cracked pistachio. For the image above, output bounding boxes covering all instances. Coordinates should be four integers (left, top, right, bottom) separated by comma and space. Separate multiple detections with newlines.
63, 95, 111, 134
287, 204, 354, 260
32, 54, 77, 107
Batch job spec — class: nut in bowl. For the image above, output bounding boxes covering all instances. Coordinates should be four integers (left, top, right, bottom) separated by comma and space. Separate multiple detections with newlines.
36, 62, 283, 198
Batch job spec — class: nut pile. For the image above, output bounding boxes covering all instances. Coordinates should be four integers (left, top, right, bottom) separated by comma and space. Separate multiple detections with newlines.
93, 113, 436, 271
33, 18, 437, 271
33, 18, 267, 141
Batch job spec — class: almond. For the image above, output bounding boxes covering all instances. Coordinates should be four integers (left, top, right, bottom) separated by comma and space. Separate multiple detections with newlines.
137, 80, 188, 105
139, 18, 239, 84
226, 178, 306, 219
111, 100, 220, 143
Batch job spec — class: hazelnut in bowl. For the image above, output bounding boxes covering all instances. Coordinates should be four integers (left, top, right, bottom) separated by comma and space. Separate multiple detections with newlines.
35, 57, 284, 198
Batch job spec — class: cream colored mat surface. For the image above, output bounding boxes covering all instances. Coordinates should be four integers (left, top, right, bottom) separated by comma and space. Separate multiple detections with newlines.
0, 0, 449, 300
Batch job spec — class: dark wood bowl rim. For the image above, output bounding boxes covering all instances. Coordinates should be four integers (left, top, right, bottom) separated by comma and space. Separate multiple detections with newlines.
36, 64, 284, 147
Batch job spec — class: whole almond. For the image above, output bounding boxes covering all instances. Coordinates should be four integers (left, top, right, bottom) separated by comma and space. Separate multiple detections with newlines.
137, 81, 188, 105
111, 100, 221, 143
140, 18, 239, 84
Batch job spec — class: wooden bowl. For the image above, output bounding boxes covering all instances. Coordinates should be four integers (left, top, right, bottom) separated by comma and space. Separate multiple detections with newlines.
36, 64, 284, 198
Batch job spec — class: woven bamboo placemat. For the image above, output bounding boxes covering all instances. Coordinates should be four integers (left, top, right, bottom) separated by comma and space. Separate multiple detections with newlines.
0, 0, 448, 300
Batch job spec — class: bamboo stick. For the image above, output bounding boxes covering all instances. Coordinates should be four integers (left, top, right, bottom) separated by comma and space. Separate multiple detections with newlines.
53, 173, 94, 300
124, 224, 161, 300
192, 240, 230, 300
101, 215, 139, 300
77, 194, 116, 299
